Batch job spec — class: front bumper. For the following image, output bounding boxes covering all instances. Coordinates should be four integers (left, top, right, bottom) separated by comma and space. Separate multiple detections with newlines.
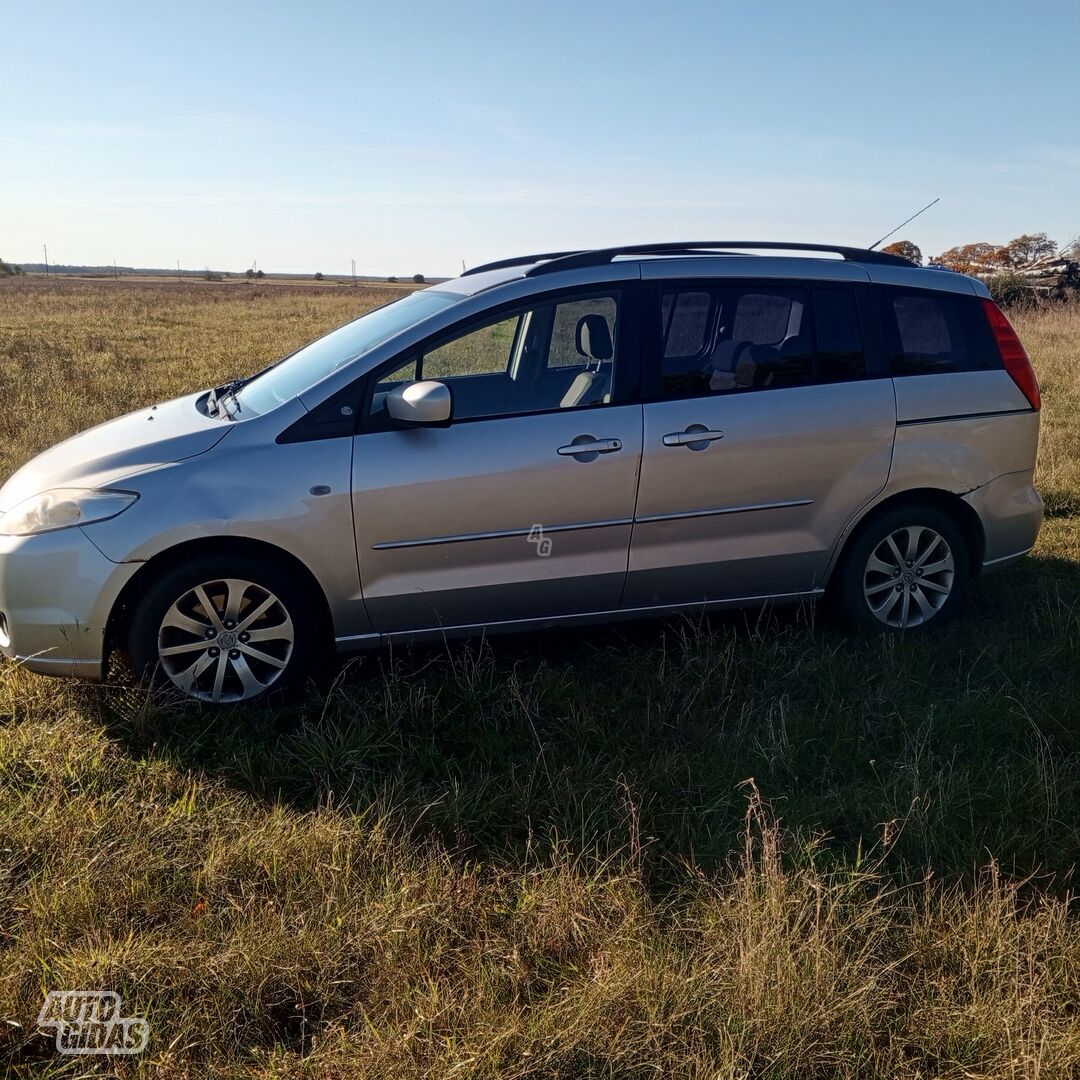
0, 527, 140, 680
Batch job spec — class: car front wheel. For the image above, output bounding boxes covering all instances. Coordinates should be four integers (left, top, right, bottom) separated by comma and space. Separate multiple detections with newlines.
128, 554, 320, 703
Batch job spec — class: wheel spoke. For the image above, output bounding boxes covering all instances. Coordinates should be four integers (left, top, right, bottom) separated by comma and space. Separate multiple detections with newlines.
865, 577, 898, 596
211, 655, 228, 702
223, 579, 249, 624
914, 534, 942, 569
920, 557, 953, 577
161, 606, 211, 638
236, 594, 276, 633
239, 644, 287, 669
193, 584, 225, 632
873, 588, 901, 619
910, 585, 936, 621
174, 651, 216, 694
229, 653, 265, 698
918, 577, 951, 594
885, 534, 905, 569
159, 640, 210, 658
903, 526, 923, 563
899, 588, 911, 627
245, 619, 293, 643
866, 554, 897, 577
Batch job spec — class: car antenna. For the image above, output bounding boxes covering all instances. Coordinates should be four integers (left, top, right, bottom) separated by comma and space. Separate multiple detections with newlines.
868, 197, 941, 250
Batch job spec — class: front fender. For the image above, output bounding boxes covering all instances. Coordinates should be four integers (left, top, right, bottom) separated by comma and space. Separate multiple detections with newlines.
81, 438, 371, 638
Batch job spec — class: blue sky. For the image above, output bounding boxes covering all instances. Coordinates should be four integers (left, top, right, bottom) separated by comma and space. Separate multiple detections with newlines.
2, 0, 1078, 277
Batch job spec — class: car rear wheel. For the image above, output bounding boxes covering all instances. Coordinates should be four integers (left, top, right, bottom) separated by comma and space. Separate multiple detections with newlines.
836, 505, 970, 632
128, 554, 321, 703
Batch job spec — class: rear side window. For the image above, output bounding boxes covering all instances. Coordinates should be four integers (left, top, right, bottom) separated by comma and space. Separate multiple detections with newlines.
879, 288, 992, 375
814, 289, 866, 381
656, 283, 865, 397
662, 291, 712, 358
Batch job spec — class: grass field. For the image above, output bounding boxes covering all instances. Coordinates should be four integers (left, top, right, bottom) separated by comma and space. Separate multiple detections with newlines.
1, 277, 1079, 1077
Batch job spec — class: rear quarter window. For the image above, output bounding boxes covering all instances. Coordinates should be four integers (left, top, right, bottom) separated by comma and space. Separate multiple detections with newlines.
879, 287, 995, 375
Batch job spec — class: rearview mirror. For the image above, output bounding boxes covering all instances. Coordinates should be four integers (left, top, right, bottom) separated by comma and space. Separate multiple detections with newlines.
386, 380, 453, 426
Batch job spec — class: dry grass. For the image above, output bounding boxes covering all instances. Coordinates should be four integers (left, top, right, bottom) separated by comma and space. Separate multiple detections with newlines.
1, 279, 1079, 1077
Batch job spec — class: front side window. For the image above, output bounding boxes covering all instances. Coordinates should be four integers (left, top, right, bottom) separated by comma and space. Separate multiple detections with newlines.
234, 289, 460, 415
369, 292, 620, 424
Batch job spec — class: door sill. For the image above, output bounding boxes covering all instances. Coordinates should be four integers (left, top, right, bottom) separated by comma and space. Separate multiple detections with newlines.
335, 589, 824, 651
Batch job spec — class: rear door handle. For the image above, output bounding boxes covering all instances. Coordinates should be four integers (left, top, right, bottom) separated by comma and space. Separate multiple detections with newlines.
557, 436, 623, 459
662, 426, 725, 449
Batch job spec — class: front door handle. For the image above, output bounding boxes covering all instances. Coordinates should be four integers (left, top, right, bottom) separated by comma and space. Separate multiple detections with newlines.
557, 435, 623, 461
662, 425, 725, 450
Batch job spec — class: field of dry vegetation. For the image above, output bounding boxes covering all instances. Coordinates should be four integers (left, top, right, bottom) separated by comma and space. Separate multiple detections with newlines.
1, 277, 1079, 1078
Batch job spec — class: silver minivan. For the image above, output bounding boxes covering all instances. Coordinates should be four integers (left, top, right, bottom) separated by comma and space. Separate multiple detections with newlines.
0, 242, 1043, 703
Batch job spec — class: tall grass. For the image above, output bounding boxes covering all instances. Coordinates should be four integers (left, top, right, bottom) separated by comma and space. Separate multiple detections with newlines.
1, 279, 1079, 1076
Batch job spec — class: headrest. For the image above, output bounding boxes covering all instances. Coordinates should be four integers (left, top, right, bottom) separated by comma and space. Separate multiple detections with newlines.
575, 314, 613, 361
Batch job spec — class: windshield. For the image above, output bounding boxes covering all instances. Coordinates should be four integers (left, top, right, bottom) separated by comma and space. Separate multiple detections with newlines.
233, 289, 459, 415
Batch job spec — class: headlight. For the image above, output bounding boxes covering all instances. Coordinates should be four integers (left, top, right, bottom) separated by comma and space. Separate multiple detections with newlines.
0, 488, 139, 537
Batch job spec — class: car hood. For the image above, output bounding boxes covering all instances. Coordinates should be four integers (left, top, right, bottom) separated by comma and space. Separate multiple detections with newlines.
0, 392, 232, 513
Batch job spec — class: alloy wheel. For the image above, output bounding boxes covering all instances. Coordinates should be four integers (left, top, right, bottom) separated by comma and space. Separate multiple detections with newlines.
862, 525, 955, 629
156, 578, 295, 702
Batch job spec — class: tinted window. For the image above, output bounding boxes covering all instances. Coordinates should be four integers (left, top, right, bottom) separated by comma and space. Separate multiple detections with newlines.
368, 292, 619, 424
814, 289, 866, 381
884, 290, 974, 374
662, 291, 712, 359
731, 292, 795, 345
659, 285, 812, 396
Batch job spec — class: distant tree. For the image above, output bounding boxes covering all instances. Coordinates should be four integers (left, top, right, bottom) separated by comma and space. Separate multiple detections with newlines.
314, 272, 324, 281
387, 275, 398, 282
881, 240, 923, 266
0, 257, 22, 276
934, 242, 1000, 273
245, 268, 255, 280
255, 269, 265, 279
992, 233, 1058, 268
412, 273, 425, 284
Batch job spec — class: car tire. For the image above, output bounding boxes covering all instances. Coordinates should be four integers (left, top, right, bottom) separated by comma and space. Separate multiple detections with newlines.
835, 504, 971, 633
128, 553, 322, 704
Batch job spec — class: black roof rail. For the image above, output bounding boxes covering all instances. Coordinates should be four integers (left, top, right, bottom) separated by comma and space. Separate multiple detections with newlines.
461, 250, 584, 277
524, 241, 913, 276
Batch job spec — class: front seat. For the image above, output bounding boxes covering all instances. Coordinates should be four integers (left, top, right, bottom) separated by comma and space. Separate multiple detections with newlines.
561, 314, 613, 407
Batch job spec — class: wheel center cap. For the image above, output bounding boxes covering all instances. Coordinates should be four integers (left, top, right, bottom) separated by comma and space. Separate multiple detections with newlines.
902, 571, 915, 584
218, 631, 237, 649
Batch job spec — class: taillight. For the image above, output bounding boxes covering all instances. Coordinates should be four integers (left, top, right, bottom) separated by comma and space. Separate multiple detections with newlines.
981, 298, 1040, 410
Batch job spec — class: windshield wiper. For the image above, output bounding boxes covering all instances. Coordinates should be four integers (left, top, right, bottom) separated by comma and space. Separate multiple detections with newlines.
214, 376, 249, 420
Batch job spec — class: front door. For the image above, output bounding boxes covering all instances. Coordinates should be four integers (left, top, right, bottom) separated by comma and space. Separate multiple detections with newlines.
352, 286, 644, 633
624, 279, 895, 608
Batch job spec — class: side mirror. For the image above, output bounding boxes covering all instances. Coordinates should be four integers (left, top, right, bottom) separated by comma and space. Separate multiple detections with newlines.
386, 380, 452, 427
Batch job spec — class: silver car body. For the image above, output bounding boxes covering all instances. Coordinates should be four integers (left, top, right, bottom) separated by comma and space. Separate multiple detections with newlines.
0, 250, 1042, 679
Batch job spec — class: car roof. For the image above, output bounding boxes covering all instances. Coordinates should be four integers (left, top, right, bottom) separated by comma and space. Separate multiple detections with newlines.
432, 243, 987, 299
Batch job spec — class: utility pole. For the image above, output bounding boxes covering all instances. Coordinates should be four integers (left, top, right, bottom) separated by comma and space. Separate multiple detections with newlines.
176, 259, 182, 284
113, 259, 118, 280
43, 243, 49, 278
351, 258, 356, 285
